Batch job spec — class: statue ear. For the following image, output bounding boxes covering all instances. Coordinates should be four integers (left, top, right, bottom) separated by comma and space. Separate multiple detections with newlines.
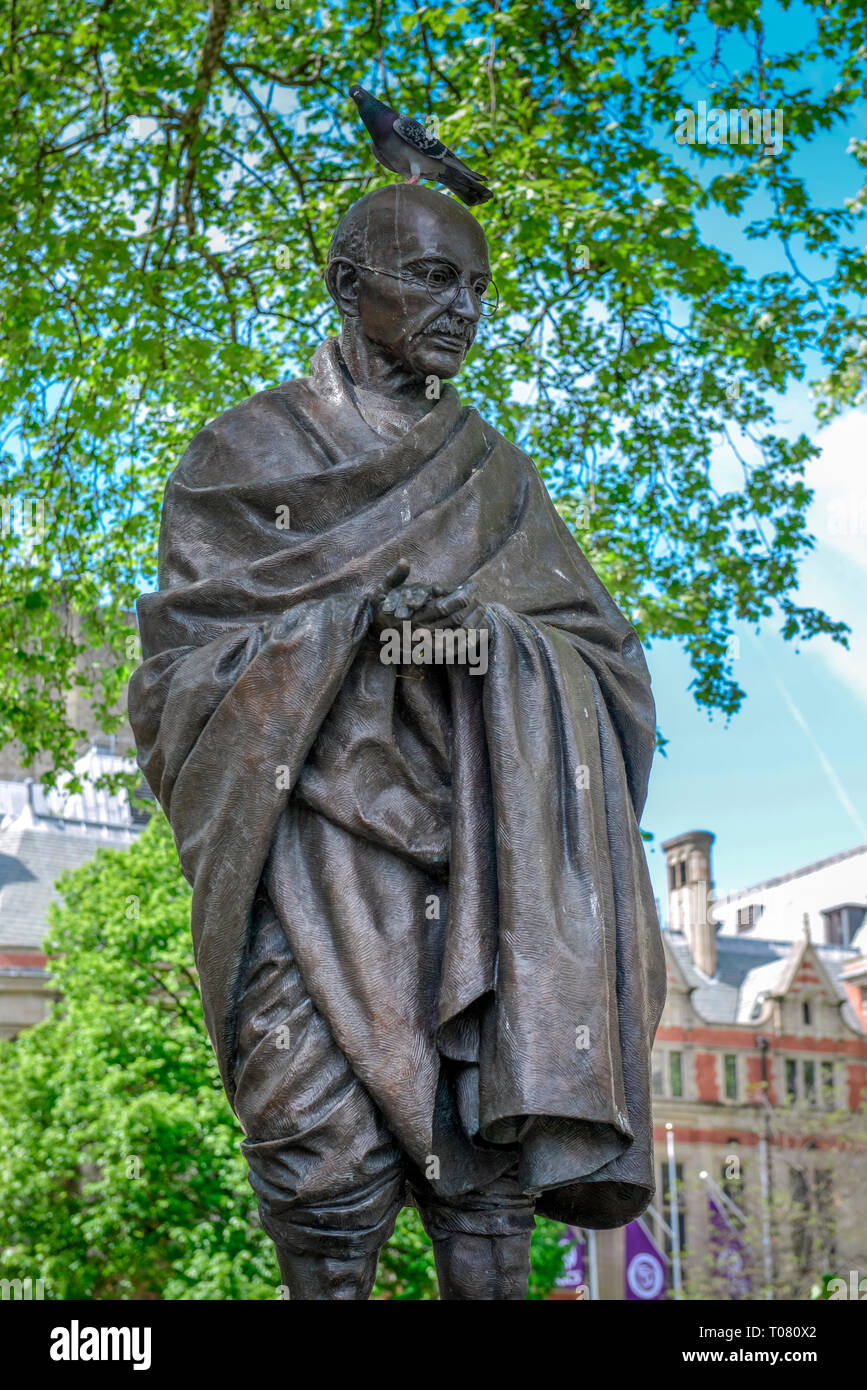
326, 258, 360, 318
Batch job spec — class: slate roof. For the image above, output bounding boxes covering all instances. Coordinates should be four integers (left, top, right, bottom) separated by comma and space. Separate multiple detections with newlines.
735, 957, 793, 1025
664, 930, 863, 1034
0, 810, 137, 950
666, 932, 740, 1023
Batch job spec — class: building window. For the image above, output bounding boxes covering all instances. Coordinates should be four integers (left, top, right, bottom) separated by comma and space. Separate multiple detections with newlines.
669, 1051, 683, 1098
678, 861, 687, 888
736, 903, 763, 932
651, 1049, 686, 1100
803, 1060, 816, 1107
785, 1057, 831, 1108
723, 1054, 738, 1101
823, 909, 841, 945
652, 1055, 664, 1097
785, 1058, 798, 1103
821, 904, 867, 947
802, 1000, 811, 1026
821, 1061, 835, 1111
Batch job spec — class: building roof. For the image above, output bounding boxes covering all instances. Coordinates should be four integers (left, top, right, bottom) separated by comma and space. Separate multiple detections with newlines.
663, 930, 863, 1034
661, 829, 715, 852
0, 806, 139, 950
666, 933, 740, 1023
713, 840, 867, 906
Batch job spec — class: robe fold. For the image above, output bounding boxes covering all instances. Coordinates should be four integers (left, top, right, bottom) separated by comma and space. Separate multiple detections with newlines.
128, 336, 666, 1229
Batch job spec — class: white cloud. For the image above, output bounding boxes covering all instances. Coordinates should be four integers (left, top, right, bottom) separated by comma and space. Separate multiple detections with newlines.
797, 409, 867, 709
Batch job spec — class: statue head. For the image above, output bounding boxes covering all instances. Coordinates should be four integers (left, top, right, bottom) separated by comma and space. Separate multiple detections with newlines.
325, 184, 493, 384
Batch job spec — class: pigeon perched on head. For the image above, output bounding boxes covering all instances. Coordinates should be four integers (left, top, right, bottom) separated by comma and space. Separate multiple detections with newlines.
350, 85, 492, 207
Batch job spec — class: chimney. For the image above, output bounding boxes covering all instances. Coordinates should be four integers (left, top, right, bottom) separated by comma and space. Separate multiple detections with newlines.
661, 830, 717, 977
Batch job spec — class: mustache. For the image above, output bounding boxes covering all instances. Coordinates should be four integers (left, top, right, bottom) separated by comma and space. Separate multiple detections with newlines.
424, 312, 475, 344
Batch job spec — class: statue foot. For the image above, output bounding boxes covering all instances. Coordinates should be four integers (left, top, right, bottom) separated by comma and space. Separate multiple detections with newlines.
432, 1231, 532, 1301
274, 1246, 381, 1300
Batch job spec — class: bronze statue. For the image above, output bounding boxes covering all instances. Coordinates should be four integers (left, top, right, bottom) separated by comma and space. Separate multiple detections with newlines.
128, 184, 666, 1300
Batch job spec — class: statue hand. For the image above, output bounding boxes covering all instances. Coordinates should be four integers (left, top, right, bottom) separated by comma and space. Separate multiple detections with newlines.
374, 579, 449, 631
367, 559, 410, 614
412, 585, 486, 631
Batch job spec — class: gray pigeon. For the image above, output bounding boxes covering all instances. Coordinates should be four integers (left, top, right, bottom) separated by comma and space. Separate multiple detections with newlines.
350, 85, 492, 207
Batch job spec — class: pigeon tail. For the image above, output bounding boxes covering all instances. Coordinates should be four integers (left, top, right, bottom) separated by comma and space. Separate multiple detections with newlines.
438, 166, 493, 206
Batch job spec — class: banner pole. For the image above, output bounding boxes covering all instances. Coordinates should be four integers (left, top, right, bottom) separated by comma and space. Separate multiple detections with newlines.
587, 1228, 599, 1301
699, 1170, 748, 1228
665, 1122, 682, 1296
645, 1201, 674, 1242
758, 1135, 774, 1298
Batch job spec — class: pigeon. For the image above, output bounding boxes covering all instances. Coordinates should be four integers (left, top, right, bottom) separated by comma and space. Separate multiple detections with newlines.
350, 85, 493, 207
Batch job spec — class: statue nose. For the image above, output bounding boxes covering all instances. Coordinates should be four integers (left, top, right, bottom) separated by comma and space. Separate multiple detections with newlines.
453, 284, 480, 321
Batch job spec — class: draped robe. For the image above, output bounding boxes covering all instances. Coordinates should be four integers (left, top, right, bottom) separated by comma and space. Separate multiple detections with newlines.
128, 337, 667, 1229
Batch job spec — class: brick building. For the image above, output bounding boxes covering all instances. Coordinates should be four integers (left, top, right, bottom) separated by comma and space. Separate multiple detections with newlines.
0, 648, 141, 1037
0, 748, 143, 1038
650, 830, 867, 1297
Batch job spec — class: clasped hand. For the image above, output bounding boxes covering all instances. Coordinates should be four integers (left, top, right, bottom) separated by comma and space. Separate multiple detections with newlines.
368, 559, 486, 634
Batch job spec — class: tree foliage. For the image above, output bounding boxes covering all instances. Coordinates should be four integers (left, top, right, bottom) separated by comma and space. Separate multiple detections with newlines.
2, 0, 865, 777
0, 813, 563, 1300
0, 814, 274, 1299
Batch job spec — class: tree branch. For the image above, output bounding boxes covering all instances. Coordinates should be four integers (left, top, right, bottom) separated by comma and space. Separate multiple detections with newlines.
220, 61, 323, 267
177, 0, 233, 235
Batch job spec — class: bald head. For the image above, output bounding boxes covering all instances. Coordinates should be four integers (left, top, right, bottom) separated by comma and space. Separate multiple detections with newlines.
327, 184, 488, 272
325, 184, 492, 385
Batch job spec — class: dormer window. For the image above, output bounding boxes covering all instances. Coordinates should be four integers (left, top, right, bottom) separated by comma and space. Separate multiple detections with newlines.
736, 903, 763, 932
821, 904, 866, 946
802, 1001, 811, 1026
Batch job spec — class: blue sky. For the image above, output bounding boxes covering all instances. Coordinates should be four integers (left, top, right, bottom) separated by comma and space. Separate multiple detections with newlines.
643, 453, 867, 913
641, 48, 867, 915
629, 1, 867, 913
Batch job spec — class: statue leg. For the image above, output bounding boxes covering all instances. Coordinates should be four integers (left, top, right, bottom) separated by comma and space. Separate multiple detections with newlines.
431, 1231, 533, 1301
270, 1241, 383, 1300
411, 1162, 537, 1300
257, 1172, 404, 1301
232, 892, 404, 1299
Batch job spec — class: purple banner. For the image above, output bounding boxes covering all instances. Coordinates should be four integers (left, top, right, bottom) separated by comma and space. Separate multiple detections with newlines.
555, 1226, 586, 1291
708, 1195, 751, 1298
625, 1219, 667, 1300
